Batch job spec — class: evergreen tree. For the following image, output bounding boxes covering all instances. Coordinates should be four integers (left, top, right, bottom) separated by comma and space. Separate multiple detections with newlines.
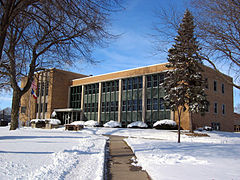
163, 9, 208, 143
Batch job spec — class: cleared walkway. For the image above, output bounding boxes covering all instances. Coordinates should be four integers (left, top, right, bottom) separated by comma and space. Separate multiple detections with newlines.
107, 135, 150, 180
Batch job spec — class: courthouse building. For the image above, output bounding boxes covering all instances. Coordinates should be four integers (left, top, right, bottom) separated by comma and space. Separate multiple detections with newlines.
19, 63, 234, 131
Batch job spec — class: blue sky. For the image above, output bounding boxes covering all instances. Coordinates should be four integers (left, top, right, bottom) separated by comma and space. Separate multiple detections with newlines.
0, 0, 239, 111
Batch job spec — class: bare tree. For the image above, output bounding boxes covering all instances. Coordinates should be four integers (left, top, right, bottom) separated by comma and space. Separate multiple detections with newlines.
0, 0, 122, 130
152, 0, 240, 89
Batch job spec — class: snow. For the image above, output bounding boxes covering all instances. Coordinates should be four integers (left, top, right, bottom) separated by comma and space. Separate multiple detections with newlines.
70, 121, 85, 126
30, 119, 61, 125
153, 119, 177, 127
1, 126, 240, 180
0, 126, 107, 180
84, 120, 99, 127
127, 121, 148, 128
103, 120, 121, 128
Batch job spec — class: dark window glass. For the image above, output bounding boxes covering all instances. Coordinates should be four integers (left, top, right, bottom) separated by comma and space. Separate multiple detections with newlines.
222, 84, 224, 94
127, 100, 132, 111
214, 81, 217, 91
153, 75, 158, 87
133, 100, 137, 111
214, 103, 218, 113
222, 104, 225, 115
102, 82, 106, 93
128, 79, 132, 90
41, 83, 45, 96
138, 100, 142, 110
45, 81, 49, 96
122, 101, 126, 111
205, 78, 208, 89
147, 99, 151, 110
159, 98, 164, 110
153, 98, 158, 110
138, 77, 143, 88
45, 103, 47, 112
123, 80, 126, 90
102, 102, 105, 112
147, 76, 152, 88
40, 103, 43, 112
159, 73, 164, 84
21, 106, 26, 114
133, 77, 138, 89
36, 104, 39, 113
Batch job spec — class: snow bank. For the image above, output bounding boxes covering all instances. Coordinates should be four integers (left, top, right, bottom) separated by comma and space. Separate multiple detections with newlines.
70, 121, 85, 126
84, 120, 99, 127
103, 120, 121, 128
153, 119, 177, 127
127, 121, 148, 128
30, 119, 61, 125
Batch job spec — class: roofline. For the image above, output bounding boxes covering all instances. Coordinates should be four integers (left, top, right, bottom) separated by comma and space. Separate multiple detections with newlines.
72, 62, 169, 82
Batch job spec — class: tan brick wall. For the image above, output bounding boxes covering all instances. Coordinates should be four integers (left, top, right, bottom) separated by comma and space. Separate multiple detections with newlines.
191, 66, 234, 131
19, 69, 87, 123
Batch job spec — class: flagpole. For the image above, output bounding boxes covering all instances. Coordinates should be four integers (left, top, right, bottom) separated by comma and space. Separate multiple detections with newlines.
28, 85, 31, 126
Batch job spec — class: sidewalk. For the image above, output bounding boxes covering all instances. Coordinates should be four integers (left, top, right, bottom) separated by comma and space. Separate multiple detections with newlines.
107, 135, 150, 180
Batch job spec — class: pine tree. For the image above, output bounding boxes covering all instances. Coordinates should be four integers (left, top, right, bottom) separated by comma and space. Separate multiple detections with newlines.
163, 9, 209, 143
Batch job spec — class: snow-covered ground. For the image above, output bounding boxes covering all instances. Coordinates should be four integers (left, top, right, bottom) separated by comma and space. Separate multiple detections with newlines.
1, 126, 240, 180
0, 126, 107, 180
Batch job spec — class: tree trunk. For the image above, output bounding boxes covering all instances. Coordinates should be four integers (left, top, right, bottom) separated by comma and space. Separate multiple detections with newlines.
177, 109, 181, 143
189, 112, 193, 133
10, 90, 22, 130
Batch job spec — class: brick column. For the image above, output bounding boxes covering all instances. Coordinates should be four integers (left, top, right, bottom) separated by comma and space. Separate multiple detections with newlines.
97, 82, 102, 123
142, 75, 146, 123
118, 79, 122, 123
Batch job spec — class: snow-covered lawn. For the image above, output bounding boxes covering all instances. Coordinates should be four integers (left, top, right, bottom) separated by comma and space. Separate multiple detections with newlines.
0, 126, 107, 180
1, 126, 240, 180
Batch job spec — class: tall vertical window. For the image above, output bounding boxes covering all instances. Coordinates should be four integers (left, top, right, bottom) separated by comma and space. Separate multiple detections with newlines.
40, 103, 43, 112
36, 104, 39, 113
222, 84, 225, 94
147, 99, 151, 110
152, 98, 158, 110
205, 78, 208, 89
222, 104, 225, 115
45, 103, 48, 112
214, 80, 217, 91
214, 103, 218, 114
45, 81, 49, 96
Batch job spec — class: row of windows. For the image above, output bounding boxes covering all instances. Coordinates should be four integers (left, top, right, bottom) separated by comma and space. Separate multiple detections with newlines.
206, 79, 225, 94
102, 101, 119, 112
147, 74, 164, 88
122, 77, 142, 90
85, 83, 99, 94
213, 103, 226, 115
37, 81, 49, 97
147, 98, 167, 110
122, 100, 142, 111
36, 103, 48, 113
84, 103, 98, 113
102, 81, 119, 93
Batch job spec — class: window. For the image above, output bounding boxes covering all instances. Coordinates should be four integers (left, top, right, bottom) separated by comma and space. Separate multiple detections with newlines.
45, 103, 48, 112
159, 73, 164, 84
122, 80, 126, 90
138, 100, 142, 110
147, 99, 151, 110
147, 76, 152, 88
45, 81, 49, 96
40, 103, 43, 112
159, 98, 164, 110
21, 106, 26, 114
222, 84, 225, 94
214, 103, 218, 114
138, 77, 143, 88
211, 122, 220, 130
41, 83, 45, 96
222, 104, 225, 115
102, 102, 105, 112
153, 75, 158, 87
128, 79, 132, 90
205, 104, 209, 112
214, 80, 217, 91
36, 104, 39, 113
133, 100, 137, 111
205, 78, 208, 89
122, 101, 126, 111
153, 98, 158, 110
127, 100, 132, 111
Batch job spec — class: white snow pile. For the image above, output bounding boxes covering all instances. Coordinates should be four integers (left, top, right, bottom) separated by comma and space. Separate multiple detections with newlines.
84, 120, 99, 127
51, 111, 57, 118
127, 121, 148, 128
70, 121, 85, 126
103, 120, 121, 128
30, 119, 61, 125
153, 119, 177, 127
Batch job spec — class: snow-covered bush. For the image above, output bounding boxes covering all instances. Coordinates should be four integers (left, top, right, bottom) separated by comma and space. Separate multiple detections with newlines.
84, 120, 99, 127
153, 119, 177, 130
71, 121, 85, 126
127, 121, 148, 128
103, 120, 121, 128
31, 119, 61, 125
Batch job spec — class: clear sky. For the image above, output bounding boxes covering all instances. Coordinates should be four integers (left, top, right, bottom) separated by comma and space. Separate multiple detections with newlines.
0, 0, 239, 111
